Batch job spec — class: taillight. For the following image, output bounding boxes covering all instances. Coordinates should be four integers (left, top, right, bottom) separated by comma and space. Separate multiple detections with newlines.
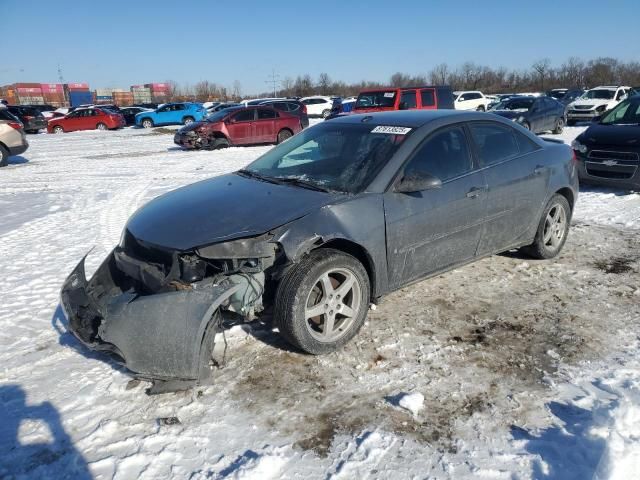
8, 122, 23, 130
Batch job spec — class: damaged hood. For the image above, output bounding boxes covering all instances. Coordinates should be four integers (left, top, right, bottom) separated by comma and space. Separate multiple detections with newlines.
125, 173, 338, 250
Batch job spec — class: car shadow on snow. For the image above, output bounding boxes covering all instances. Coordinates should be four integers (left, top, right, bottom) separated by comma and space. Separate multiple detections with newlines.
579, 184, 638, 196
510, 400, 609, 480
0, 384, 92, 479
7, 155, 29, 166
50, 303, 130, 376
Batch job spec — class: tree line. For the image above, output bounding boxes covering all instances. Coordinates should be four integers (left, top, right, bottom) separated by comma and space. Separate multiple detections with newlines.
164, 57, 640, 102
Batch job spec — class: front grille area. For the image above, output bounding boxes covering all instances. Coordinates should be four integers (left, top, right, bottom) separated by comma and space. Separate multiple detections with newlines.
585, 161, 637, 179
573, 105, 594, 110
588, 150, 639, 162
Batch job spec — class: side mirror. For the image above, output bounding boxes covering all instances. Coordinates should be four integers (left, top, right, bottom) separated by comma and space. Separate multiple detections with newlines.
395, 171, 442, 193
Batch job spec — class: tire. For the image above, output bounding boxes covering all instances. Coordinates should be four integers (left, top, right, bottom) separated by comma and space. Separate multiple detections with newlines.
274, 248, 370, 354
141, 118, 154, 129
321, 109, 331, 118
0, 145, 9, 167
183, 116, 195, 125
96, 123, 107, 131
552, 117, 564, 134
212, 137, 230, 149
567, 119, 576, 127
521, 194, 571, 260
277, 129, 293, 144
476, 105, 486, 112
53, 125, 64, 134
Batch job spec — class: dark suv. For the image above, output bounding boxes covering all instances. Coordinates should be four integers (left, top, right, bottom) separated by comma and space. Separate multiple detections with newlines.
352, 86, 455, 114
7, 106, 48, 133
258, 99, 309, 128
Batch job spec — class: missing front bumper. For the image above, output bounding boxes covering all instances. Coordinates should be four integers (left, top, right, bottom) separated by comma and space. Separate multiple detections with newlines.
61, 251, 241, 382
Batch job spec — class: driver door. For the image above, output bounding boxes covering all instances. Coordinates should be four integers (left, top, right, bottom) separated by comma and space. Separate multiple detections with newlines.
384, 125, 487, 288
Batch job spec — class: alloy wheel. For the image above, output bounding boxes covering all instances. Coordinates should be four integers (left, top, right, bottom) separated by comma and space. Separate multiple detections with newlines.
543, 204, 567, 249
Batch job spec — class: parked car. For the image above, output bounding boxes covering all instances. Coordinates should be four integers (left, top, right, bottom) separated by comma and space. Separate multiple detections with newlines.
206, 102, 242, 114
0, 107, 29, 167
352, 86, 454, 114
7, 106, 48, 133
490, 96, 566, 134
258, 99, 309, 128
135, 102, 205, 128
241, 98, 282, 106
453, 91, 490, 111
571, 95, 640, 190
566, 86, 631, 125
487, 93, 518, 110
47, 107, 125, 133
119, 106, 153, 126
327, 97, 357, 119
300, 96, 334, 118
133, 103, 159, 110
173, 105, 302, 149
22, 104, 56, 114
61, 110, 577, 387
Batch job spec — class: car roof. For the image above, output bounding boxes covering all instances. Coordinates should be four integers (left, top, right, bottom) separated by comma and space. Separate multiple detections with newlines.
329, 110, 484, 128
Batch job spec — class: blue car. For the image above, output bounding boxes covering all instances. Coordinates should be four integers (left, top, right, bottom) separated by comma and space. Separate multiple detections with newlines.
135, 102, 205, 128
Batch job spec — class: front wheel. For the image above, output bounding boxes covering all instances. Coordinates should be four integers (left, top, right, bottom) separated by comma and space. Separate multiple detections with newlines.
321, 109, 331, 118
96, 123, 107, 131
52, 126, 64, 134
141, 118, 154, 129
277, 129, 293, 144
552, 117, 564, 134
183, 116, 195, 125
274, 248, 370, 354
521, 194, 571, 259
476, 105, 486, 112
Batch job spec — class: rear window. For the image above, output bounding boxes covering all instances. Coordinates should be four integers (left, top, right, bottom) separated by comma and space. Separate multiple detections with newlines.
355, 91, 397, 109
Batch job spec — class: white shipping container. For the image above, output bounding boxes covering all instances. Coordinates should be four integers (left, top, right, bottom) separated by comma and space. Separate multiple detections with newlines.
95, 88, 113, 96
18, 96, 45, 105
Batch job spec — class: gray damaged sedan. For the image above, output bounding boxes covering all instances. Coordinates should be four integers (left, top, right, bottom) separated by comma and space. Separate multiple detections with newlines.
61, 110, 578, 390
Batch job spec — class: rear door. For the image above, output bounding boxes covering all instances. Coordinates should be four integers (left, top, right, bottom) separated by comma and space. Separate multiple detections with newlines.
227, 108, 255, 144
469, 121, 549, 254
384, 124, 487, 288
255, 108, 277, 143
399, 90, 418, 110
172, 104, 186, 123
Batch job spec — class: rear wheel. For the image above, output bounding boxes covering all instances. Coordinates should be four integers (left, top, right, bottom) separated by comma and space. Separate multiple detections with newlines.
183, 116, 195, 125
53, 125, 64, 134
0, 145, 9, 167
141, 118, 154, 128
212, 138, 230, 149
321, 109, 331, 118
277, 129, 293, 144
96, 123, 107, 131
522, 194, 571, 259
274, 248, 370, 354
476, 105, 486, 112
552, 117, 564, 134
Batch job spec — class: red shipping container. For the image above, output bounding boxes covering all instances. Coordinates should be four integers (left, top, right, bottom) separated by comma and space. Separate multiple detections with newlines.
66, 82, 89, 89
41, 83, 64, 94
14, 82, 41, 88
17, 87, 43, 94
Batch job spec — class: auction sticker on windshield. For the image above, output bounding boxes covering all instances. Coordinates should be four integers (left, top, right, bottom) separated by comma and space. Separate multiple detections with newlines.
371, 126, 412, 134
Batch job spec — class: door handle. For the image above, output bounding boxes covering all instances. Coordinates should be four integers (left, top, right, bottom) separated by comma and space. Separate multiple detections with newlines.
466, 186, 486, 198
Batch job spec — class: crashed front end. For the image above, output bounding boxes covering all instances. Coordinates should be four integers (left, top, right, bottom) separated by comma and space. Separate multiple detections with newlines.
61, 231, 277, 384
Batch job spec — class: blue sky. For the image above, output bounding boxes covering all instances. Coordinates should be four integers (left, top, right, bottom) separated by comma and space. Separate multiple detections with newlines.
2, 0, 639, 94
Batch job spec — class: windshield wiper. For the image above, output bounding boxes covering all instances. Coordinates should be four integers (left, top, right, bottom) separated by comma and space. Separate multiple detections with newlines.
272, 177, 332, 192
236, 169, 282, 185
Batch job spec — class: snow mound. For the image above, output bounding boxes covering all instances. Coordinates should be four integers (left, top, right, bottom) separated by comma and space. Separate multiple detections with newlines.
398, 392, 424, 416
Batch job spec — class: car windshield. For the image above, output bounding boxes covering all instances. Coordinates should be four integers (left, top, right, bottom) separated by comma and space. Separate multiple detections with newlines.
600, 99, 640, 125
492, 98, 533, 111
206, 107, 242, 121
582, 89, 615, 100
241, 122, 412, 194
355, 91, 397, 109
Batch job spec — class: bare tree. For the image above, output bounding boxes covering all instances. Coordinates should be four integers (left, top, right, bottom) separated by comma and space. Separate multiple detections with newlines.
280, 76, 294, 96
429, 63, 449, 85
318, 73, 331, 95
232, 80, 242, 100
532, 58, 552, 91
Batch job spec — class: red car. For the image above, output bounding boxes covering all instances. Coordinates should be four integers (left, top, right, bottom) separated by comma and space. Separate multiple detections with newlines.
352, 86, 455, 114
47, 107, 125, 133
173, 105, 302, 149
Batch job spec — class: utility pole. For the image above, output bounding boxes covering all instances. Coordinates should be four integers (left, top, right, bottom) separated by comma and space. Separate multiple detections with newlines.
265, 69, 280, 97
57, 64, 68, 106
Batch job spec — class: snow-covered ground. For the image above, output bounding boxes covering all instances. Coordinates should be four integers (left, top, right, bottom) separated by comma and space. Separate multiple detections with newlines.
0, 124, 639, 479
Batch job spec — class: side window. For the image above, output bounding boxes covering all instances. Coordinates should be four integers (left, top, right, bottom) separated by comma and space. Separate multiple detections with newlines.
288, 102, 300, 112
257, 108, 277, 119
404, 126, 472, 182
233, 109, 255, 122
420, 90, 435, 107
515, 130, 539, 155
469, 123, 521, 166
158, 105, 170, 112
174, 104, 185, 111
400, 91, 417, 109
302, 99, 312, 105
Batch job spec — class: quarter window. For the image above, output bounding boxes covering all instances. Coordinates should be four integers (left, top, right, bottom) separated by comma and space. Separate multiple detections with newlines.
404, 126, 472, 182
420, 89, 435, 107
470, 123, 521, 166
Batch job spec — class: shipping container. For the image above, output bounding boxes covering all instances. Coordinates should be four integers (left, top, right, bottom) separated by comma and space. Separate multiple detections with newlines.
95, 88, 113, 97
14, 82, 41, 88
96, 95, 113, 100
17, 87, 43, 95
69, 91, 93, 107
65, 82, 89, 90
40, 83, 64, 94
